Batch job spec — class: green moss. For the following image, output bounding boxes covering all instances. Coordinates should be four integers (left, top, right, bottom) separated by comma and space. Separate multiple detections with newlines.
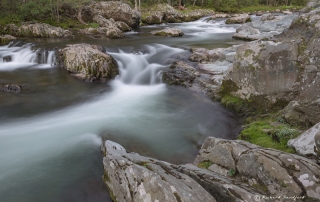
252, 183, 268, 192
218, 79, 240, 97
244, 49, 253, 57
221, 95, 246, 113
238, 116, 299, 153
198, 161, 212, 169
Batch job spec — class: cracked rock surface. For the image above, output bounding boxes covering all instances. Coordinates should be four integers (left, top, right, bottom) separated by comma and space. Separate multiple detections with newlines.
102, 138, 320, 201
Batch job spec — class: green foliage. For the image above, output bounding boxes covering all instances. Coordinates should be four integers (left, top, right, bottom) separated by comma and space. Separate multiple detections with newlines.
228, 169, 236, 177
198, 161, 212, 169
239, 116, 300, 153
89, 23, 99, 28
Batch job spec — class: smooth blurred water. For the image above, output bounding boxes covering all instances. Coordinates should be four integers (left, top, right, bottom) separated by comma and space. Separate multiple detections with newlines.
0, 17, 242, 202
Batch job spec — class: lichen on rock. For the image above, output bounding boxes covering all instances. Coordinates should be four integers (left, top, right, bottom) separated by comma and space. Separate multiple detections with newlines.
58, 44, 119, 82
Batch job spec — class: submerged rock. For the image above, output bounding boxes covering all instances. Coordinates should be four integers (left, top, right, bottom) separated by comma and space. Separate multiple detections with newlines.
102, 137, 320, 201
0, 84, 21, 93
150, 28, 184, 37
0, 35, 16, 45
4, 22, 72, 38
58, 44, 119, 82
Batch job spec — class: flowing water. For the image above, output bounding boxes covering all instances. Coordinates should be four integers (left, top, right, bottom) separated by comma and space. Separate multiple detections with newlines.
0, 17, 242, 202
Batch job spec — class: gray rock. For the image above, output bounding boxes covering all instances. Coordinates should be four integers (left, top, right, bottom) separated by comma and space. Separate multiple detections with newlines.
58, 44, 119, 82
102, 140, 217, 202
150, 28, 184, 37
162, 61, 197, 87
194, 137, 320, 200
92, 15, 124, 38
288, 122, 320, 158
0, 35, 16, 45
163, 46, 237, 99
261, 13, 276, 21
115, 21, 132, 32
233, 14, 298, 41
93, 1, 140, 28
102, 138, 320, 202
232, 24, 263, 41
225, 14, 251, 24
4, 22, 72, 38
0, 84, 21, 93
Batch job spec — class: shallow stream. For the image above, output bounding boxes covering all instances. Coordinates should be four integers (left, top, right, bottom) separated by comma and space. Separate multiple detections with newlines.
0, 17, 242, 202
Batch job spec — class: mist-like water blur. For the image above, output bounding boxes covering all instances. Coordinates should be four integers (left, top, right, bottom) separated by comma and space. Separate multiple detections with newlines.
0, 18, 241, 202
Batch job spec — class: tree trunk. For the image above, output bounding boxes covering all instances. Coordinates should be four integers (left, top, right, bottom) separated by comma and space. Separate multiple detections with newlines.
135, 0, 137, 10
77, 7, 87, 25
139, 0, 141, 12
193, 0, 197, 6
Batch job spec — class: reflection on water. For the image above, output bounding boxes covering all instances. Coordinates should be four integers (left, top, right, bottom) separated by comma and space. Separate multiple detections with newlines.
0, 17, 242, 202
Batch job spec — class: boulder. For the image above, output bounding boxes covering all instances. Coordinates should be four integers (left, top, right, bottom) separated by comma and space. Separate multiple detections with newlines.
261, 13, 276, 21
0, 35, 16, 45
232, 24, 262, 41
94, 1, 140, 28
115, 21, 132, 32
232, 14, 297, 41
102, 140, 216, 202
101, 138, 320, 201
92, 15, 124, 38
4, 22, 72, 38
142, 11, 165, 24
163, 46, 236, 99
225, 14, 251, 24
194, 137, 320, 200
162, 61, 197, 87
288, 122, 320, 158
150, 28, 184, 37
226, 6, 320, 125
58, 44, 119, 82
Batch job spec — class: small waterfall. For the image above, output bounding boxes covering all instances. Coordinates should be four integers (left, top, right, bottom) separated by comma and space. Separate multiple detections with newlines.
108, 44, 186, 85
0, 43, 57, 69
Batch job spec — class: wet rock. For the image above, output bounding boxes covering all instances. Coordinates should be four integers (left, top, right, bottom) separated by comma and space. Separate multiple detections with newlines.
4, 22, 72, 38
194, 137, 320, 200
283, 10, 293, 15
0, 84, 21, 93
232, 14, 297, 41
150, 28, 184, 37
0, 35, 16, 45
162, 61, 197, 87
94, 1, 140, 28
163, 46, 236, 99
58, 44, 119, 82
232, 24, 262, 41
288, 122, 320, 158
256, 11, 264, 16
115, 21, 132, 32
225, 14, 251, 24
92, 15, 124, 39
261, 13, 276, 21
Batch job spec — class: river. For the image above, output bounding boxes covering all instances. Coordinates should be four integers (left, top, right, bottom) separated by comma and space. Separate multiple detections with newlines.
0, 17, 241, 202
